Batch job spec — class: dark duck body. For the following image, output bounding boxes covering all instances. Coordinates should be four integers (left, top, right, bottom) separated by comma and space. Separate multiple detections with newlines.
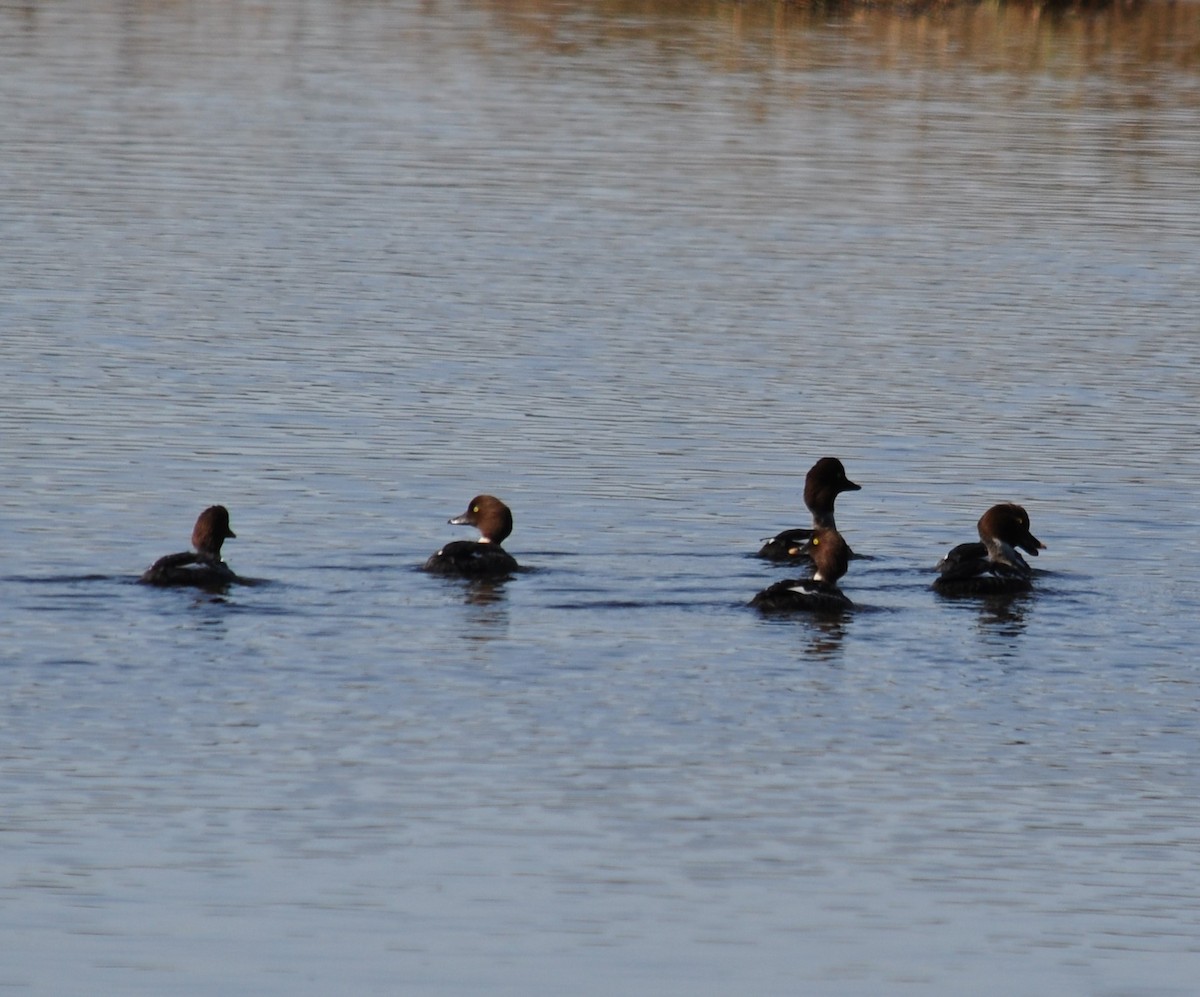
933, 502, 1046, 596
423, 494, 519, 579
757, 456, 861, 562
140, 505, 240, 590
751, 526, 853, 614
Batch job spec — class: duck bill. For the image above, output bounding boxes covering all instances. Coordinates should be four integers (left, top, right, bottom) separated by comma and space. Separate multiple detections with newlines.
1019, 534, 1045, 556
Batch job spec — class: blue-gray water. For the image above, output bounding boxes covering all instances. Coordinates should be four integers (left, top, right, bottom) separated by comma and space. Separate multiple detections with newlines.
2, 1, 1200, 993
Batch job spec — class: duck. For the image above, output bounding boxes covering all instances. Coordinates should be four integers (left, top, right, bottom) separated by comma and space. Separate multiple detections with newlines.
140, 505, 240, 590
423, 494, 519, 579
933, 502, 1046, 596
751, 526, 853, 614
757, 456, 861, 562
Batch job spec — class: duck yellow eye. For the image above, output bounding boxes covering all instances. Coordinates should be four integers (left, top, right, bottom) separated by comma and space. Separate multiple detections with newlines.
811, 537, 819, 546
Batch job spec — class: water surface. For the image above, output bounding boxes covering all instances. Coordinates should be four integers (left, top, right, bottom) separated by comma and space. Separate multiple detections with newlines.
2, 1, 1199, 994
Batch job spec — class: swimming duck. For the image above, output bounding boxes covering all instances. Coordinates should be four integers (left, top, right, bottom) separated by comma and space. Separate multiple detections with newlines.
141, 505, 239, 590
933, 502, 1046, 596
758, 456, 861, 562
751, 526, 853, 614
423, 494, 519, 579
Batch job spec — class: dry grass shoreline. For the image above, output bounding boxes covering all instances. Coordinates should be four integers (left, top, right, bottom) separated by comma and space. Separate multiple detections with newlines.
471, 0, 1199, 76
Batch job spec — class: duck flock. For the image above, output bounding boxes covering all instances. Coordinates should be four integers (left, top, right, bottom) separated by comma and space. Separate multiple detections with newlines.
140, 457, 1046, 611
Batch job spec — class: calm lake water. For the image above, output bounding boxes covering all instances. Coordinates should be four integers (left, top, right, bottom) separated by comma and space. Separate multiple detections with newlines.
2, 0, 1200, 993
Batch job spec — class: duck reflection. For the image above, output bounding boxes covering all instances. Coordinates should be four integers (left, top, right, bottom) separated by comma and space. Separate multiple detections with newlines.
973, 592, 1031, 638
184, 602, 234, 634
461, 578, 508, 607
803, 614, 849, 661
459, 578, 511, 639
